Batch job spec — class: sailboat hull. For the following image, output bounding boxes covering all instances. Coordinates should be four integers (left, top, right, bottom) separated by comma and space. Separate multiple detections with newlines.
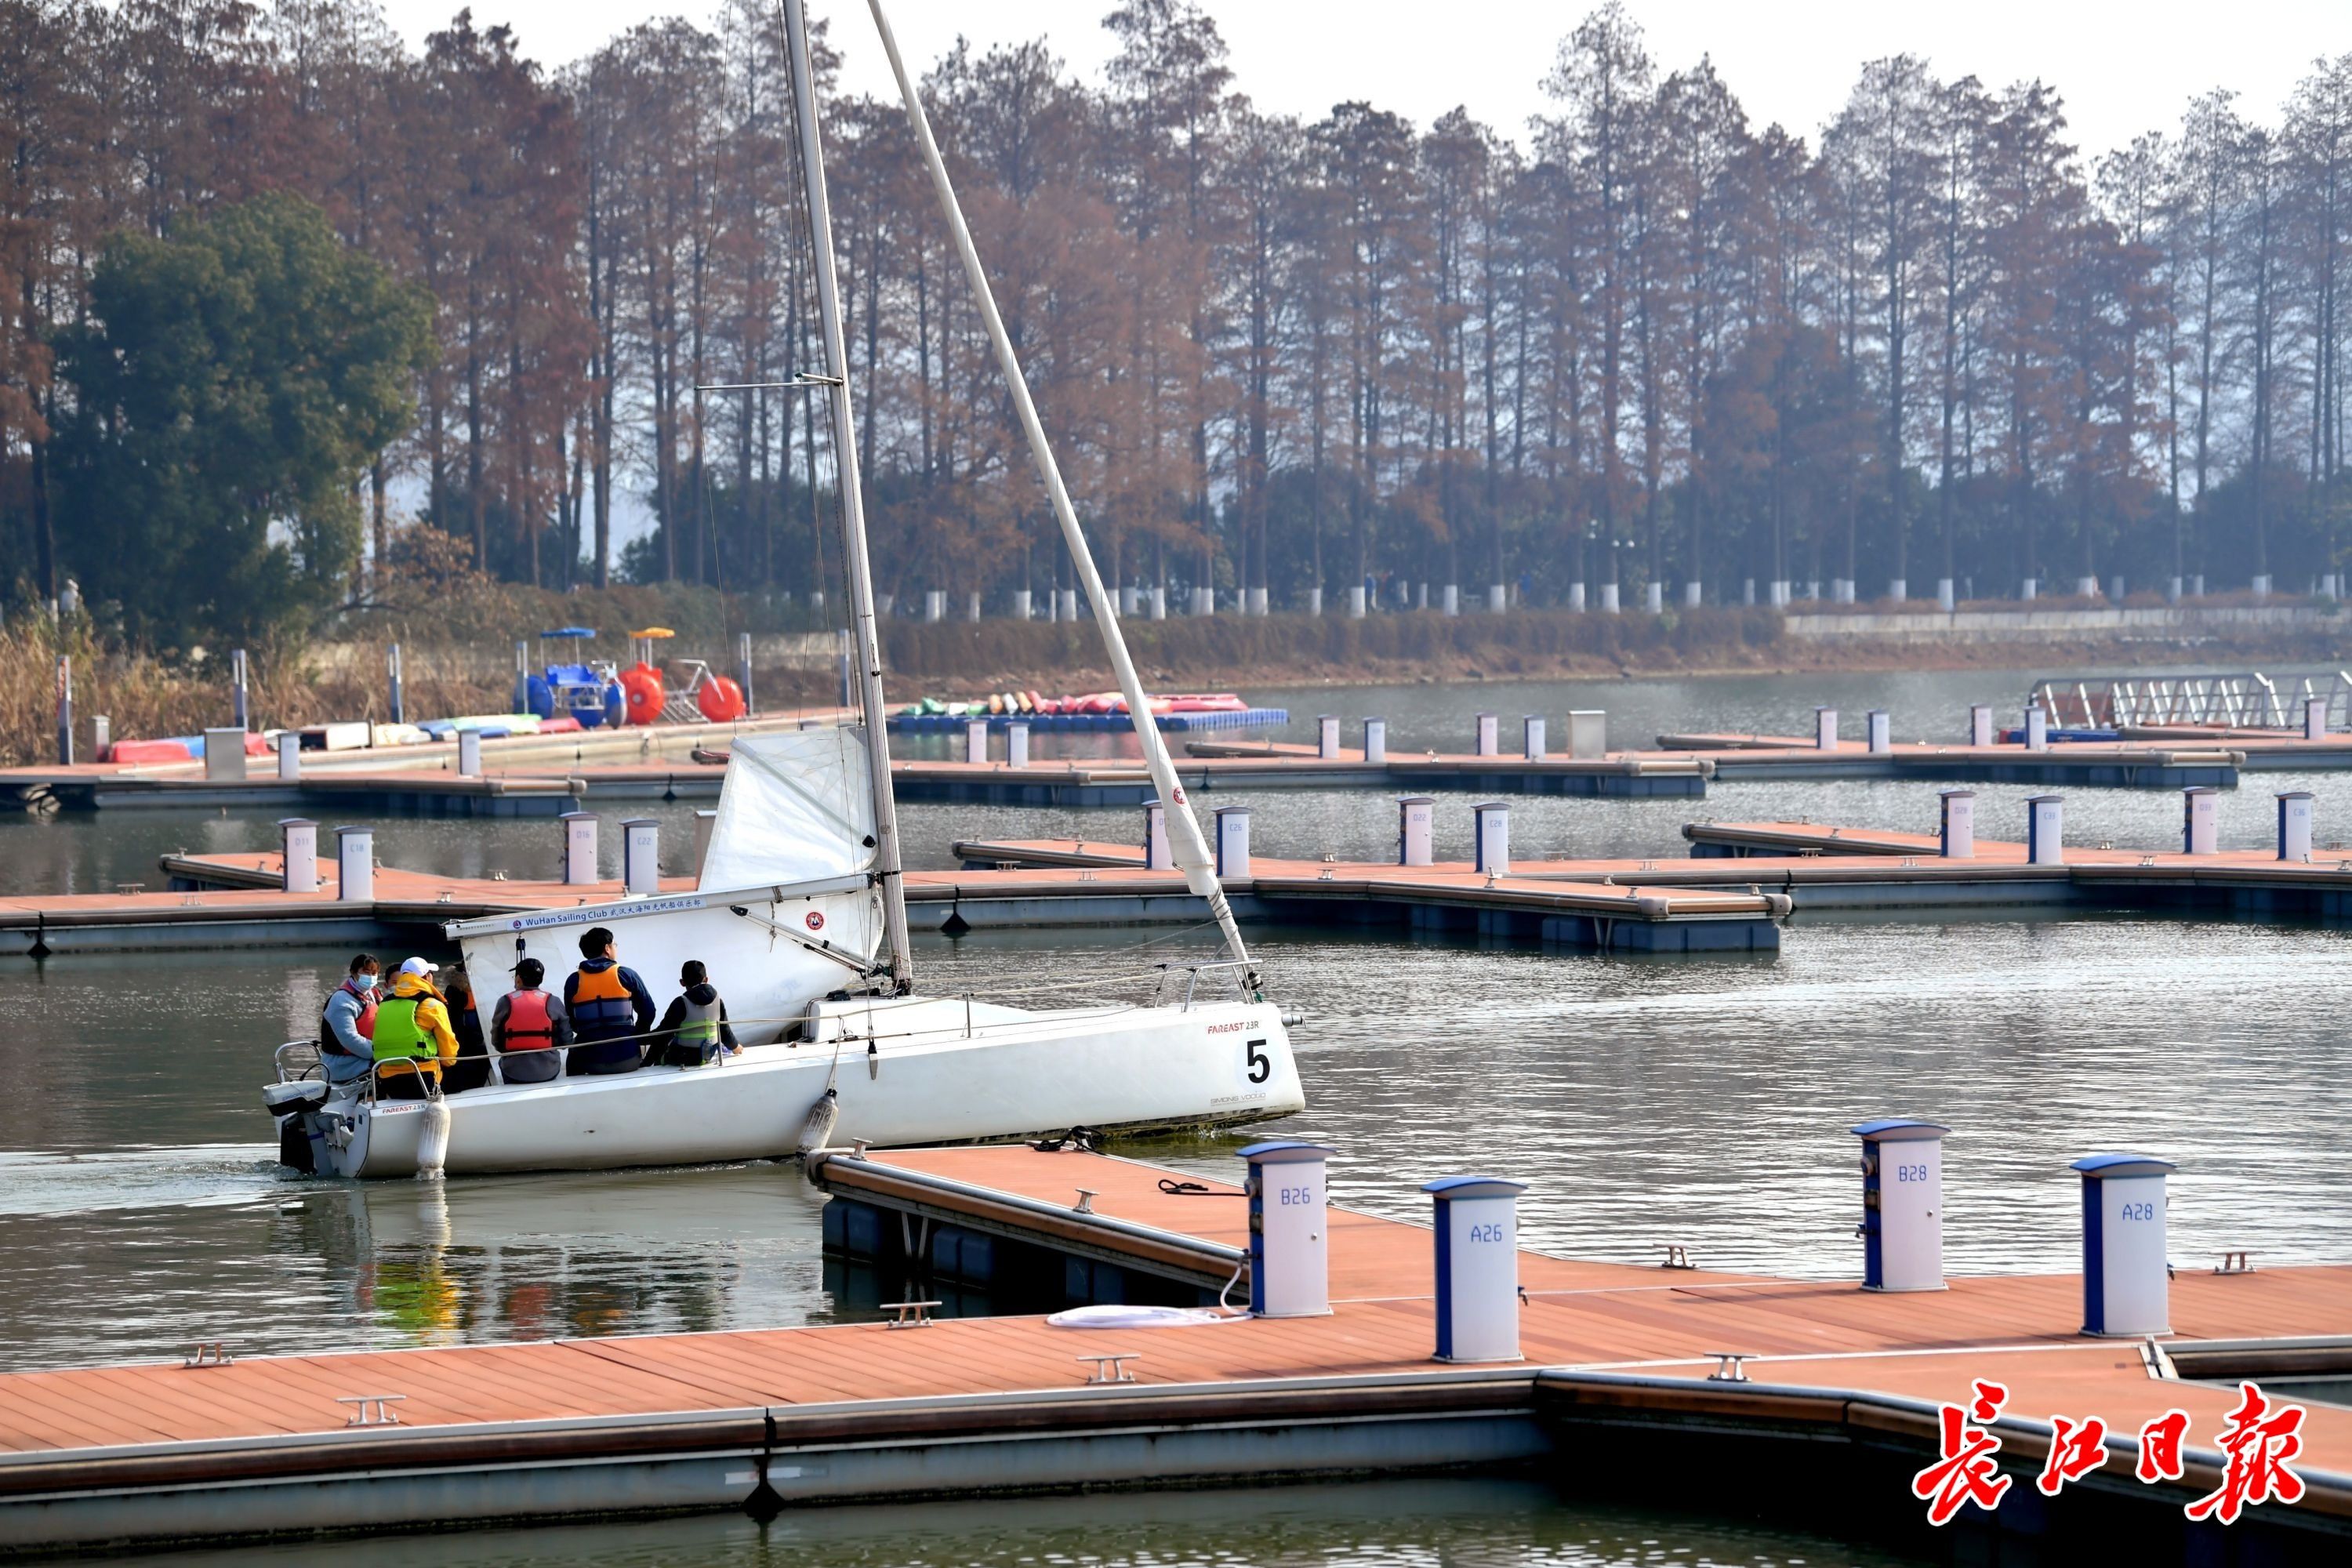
299, 998, 1301, 1178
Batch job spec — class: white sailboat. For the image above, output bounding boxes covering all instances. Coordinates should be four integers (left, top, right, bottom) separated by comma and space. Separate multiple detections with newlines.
262, 0, 1303, 1178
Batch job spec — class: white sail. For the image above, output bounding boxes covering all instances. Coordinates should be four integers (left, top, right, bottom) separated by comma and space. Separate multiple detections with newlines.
698, 726, 877, 893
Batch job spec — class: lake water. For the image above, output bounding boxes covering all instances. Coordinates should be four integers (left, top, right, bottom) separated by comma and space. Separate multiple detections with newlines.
4, 666, 2342, 1565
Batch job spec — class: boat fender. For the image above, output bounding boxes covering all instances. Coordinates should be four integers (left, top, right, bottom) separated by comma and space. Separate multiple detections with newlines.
415, 1091, 451, 1181
795, 1087, 840, 1157
866, 1040, 878, 1080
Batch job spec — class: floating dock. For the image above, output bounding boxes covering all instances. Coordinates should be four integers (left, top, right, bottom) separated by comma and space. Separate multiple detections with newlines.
889, 707, 1290, 734
1, 1144, 2345, 1557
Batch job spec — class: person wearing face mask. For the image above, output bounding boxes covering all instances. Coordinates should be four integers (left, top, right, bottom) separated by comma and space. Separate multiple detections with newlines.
318, 953, 381, 1088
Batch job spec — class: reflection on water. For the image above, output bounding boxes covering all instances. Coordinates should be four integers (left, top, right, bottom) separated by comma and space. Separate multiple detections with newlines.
4, 916, 2351, 1372
78, 1475, 1922, 1568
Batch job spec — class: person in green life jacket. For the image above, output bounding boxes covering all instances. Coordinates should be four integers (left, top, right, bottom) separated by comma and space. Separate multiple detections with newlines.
372, 957, 460, 1099
653, 960, 738, 1066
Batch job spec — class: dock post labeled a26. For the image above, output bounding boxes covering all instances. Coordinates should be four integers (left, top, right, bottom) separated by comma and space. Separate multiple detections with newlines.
1850, 1119, 1949, 1292
1239, 1141, 1334, 1317
2072, 1152, 2176, 1337
1938, 789, 1975, 858
1424, 1174, 1527, 1363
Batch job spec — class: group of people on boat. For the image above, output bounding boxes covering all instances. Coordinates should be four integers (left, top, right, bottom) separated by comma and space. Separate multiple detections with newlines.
316, 927, 739, 1097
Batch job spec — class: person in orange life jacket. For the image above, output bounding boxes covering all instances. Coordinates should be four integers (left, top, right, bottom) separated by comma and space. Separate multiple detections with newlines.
491, 957, 572, 1085
563, 926, 655, 1075
318, 953, 380, 1087
652, 960, 739, 1067
372, 957, 460, 1099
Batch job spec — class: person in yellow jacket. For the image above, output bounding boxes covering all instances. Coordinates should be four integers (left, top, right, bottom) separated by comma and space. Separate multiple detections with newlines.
372, 957, 461, 1099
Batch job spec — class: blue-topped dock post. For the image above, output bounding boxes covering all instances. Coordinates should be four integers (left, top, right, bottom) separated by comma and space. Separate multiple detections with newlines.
335, 827, 374, 903
231, 648, 249, 730
2024, 705, 2049, 751
1568, 710, 1606, 760
1475, 713, 1499, 757
1852, 1120, 1949, 1291
1214, 805, 1251, 878
1425, 1176, 1526, 1363
457, 728, 482, 779
622, 818, 660, 895
1007, 722, 1030, 769
1940, 789, 1975, 858
1523, 716, 1546, 760
1240, 1142, 1333, 1317
1143, 799, 1171, 870
1363, 717, 1387, 764
1398, 796, 1435, 867
1317, 715, 1340, 760
964, 717, 989, 764
2027, 794, 2064, 865
1474, 802, 1510, 876
2182, 786, 2218, 854
54, 655, 71, 765
2072, 1153, 2176, 1337
561, 811, 598, 885
387, 643, 405, 725
277, 731, 301, 781
2306, 695, 2327, 742
1867, 709, 1891, 753
1813, 706, 1837, 750
278, 818, 318, 895
2279, 790, 2314, 862
1969, 704, 1994, 747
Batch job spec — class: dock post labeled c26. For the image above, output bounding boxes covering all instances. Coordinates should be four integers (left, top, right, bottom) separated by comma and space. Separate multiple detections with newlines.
278, 818, 319, 895
1240, 1141, 1334, 1317
561, 811, 598, 885
1214, 805, 1251, 879
334, 827, 374, 903
1424, 1175, 1526, 1363
1852, 1120, 1949, 1292
1142, 799, 1171, 870
2073, 1152, 2176, 1337
2278, 790, 2314, 862
2026, 794, 2064, 865
1397, 796, 1435, 867
2182, 786, 2218, 855
1473, 802, 1510, 877
1939, 789, 1975, 858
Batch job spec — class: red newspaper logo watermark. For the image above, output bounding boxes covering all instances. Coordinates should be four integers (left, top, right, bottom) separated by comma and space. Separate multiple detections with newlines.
1915, 1383, 2307, 1527
2184, 1383, 2307, 1525
1912, 1380, 2013, 1525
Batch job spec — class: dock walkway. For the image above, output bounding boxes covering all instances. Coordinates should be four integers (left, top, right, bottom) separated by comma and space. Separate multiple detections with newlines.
1, 1145, 2346, 1554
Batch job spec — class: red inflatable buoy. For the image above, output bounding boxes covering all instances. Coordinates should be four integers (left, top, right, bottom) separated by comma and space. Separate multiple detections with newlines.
619, 665, 665, 726
697, 675, 746, 723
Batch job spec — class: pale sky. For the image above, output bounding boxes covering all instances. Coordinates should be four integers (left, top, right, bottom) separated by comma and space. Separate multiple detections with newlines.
382, 0, 2352, 160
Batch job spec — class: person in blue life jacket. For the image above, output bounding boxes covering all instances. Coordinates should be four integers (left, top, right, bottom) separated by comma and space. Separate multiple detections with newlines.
563, 926, 655, 1075
318, 953, 379, 1087
652, 960, 739, 1067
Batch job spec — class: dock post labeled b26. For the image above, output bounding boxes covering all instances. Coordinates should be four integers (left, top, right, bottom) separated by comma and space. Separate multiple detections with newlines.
1939, 789, 1975, 858
2278, 790, 2314, 861
2073, 1152, 2176, 1337
1425, 1175, 1526, 1363
1240, 1141, 1334, 1317
1851, 1120, 1949, 1292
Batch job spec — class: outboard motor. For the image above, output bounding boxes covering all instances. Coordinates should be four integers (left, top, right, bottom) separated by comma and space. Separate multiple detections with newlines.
263, 1080, 328, 1174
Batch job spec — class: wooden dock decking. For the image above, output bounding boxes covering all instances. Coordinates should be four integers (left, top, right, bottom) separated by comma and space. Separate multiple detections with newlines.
2, 1143, 2347, 1554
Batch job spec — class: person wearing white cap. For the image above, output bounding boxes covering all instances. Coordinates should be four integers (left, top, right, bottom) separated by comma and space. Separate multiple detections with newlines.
370, 956, 460, 1098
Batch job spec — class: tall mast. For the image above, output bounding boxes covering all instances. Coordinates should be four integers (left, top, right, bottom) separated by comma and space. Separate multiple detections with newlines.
784, 0, 912, 992
865, 0, 1258, 993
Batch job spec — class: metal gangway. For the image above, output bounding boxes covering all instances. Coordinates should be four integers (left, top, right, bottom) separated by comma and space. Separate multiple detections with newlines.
2027, 671, 2352, 731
